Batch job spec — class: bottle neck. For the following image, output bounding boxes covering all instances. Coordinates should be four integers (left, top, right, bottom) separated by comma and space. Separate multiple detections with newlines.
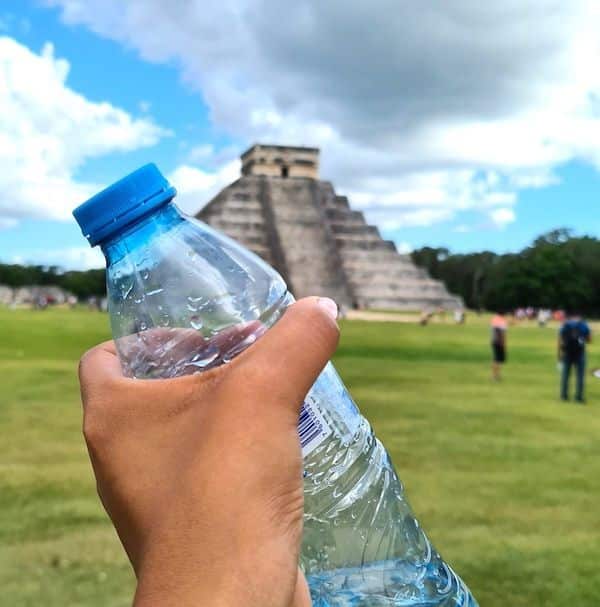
101, 201, 184, 265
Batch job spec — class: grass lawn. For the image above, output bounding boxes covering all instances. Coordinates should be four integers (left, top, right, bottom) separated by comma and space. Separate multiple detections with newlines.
1, 307, 600, 606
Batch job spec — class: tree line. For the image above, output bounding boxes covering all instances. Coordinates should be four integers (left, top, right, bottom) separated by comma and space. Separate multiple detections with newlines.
411, 229, 600, 316
2, 228, 599, 312
0, 264, 106, 300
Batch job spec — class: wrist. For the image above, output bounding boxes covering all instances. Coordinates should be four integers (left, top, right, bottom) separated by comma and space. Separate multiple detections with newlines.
133, 545, 235, 607
134, 570, 234, 607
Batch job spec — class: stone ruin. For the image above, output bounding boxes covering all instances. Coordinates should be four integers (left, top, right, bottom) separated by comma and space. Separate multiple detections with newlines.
197, 144, 462, 310
0, 285, 74, 306
0, 284, 13, 305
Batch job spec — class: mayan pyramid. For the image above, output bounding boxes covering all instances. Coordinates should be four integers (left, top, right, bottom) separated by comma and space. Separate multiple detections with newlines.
197, 144, 461, 310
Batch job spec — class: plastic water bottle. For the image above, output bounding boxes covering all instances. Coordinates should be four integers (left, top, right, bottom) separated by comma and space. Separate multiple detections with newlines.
73, 164, 478, 606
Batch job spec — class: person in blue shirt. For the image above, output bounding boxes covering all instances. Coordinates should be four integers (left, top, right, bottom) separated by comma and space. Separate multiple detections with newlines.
559, 311, 591, 403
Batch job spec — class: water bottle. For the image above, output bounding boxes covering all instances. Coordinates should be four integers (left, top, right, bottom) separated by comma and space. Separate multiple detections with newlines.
73, 164, 478, 606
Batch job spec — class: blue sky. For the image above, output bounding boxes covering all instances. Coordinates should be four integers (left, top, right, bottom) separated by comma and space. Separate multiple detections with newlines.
1, 1, 600, 268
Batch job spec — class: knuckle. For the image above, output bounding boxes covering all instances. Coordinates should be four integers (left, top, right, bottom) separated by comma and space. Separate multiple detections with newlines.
82, 408, 107, 447
266, 480, 305, 530
78, 348, 95, 381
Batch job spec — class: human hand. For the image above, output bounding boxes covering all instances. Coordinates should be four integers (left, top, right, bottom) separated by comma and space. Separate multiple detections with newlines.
77, 297, 340, 607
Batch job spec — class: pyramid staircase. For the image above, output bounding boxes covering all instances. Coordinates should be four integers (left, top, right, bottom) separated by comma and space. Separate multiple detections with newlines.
198, 175, 461, 310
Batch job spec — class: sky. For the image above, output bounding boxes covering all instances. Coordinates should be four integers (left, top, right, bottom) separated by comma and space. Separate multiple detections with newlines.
1, 1, 600, 269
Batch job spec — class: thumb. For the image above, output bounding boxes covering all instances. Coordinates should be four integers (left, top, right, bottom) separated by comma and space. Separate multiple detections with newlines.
231, 297, 340, 414
78, 340, 124, 401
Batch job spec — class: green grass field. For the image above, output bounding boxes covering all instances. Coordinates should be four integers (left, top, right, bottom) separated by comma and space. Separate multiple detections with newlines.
1, 307, 600, 606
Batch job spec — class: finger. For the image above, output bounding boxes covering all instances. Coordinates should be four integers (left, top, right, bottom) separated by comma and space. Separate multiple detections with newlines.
78, 340, 126, 403
233, 297, 339, 412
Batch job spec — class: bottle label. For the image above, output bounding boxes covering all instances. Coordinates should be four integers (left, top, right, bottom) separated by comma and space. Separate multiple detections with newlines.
299, 395, 332, 457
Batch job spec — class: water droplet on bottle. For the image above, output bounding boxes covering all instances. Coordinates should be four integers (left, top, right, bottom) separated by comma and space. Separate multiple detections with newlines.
134, 294, 145, 304
139, 321, 147, 331
141, 270, 149, 280
190, 316, 203, 330
120, 282, 133, 300
186, 345, 219, 369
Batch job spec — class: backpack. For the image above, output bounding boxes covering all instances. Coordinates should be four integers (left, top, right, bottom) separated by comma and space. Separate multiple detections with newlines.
563, 322, 585, 359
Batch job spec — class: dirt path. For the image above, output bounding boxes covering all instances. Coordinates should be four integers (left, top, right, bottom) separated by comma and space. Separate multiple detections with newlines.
345, 310, 420, 323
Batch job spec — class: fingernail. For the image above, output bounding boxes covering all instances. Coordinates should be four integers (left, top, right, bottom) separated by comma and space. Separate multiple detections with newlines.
318, 297, 338, 320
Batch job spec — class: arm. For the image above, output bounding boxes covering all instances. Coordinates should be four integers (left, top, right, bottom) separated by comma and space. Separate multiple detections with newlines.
78, 297, 339, 607
557, 326, 565, 361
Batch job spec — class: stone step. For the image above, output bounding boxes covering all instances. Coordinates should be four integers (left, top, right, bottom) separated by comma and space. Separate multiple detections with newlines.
338, 247, 400, 258
247, 244, 273, 263
216, 200, 262, 212
341, 258, 420, 271
335, 237, 396, 251
355, 295, 461, 310
342, 265, 430, 283
351, 283, 452, 299
211, 210, 265, 225
234, 233, 270, 246
228, 189, 261, 202
325, 195, 350, 209
210, 218, 266, 233
348, 274, 446, 289
329, 224, 380, 237
324, 208, 366, 224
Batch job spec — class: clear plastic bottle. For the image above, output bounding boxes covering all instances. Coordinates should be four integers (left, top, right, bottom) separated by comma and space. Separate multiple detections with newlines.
73, 164, 478, 606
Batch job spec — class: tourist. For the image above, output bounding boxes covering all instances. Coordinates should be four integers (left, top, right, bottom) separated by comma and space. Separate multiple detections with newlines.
420, 308, 434, 326
559, 310, 591, 403
491, 311, 508, 380
537, 308, 551, 327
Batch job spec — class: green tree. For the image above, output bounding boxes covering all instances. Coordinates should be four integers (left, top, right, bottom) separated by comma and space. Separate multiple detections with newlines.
412, 229, 600, 315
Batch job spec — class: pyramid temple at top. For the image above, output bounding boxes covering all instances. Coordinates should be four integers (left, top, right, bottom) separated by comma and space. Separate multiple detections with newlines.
197, 144, 461, 310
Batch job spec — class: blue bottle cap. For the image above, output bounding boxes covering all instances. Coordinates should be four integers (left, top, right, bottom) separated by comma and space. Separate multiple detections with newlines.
73, 163, 177, 246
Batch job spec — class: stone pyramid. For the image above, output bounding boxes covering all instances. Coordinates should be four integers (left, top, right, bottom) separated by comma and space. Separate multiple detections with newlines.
197, 144, 461, 310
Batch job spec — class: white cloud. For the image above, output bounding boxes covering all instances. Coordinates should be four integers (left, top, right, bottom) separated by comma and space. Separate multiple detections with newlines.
37, 2, 600, 229
453, 224, 473, 233
0, 217, 18, 229
396, 241, 412, 254
188, 144, 215, 163
509, 170, 561, 189
489, 208, 516, 229
168, 159, 241, 215
0, 36, 169, 225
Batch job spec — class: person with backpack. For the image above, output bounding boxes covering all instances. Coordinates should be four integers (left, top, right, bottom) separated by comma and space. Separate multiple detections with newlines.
559, 311, 591, 403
